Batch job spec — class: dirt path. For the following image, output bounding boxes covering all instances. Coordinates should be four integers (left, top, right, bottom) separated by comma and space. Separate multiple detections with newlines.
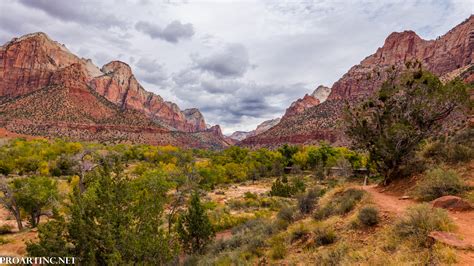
363, 185, 474, 265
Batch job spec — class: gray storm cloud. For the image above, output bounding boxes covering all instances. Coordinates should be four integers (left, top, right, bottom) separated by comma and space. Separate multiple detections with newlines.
192, 44, 251, 78
135, 20, 194, 43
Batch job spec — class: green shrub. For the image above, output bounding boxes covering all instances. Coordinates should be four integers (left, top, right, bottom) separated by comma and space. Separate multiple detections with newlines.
270, 238, 286, 260
277, 206, 295, 223
270, 176, 305, 197
314, 243, 349, 266
0, 224, 13, 234
421, 132, 474, 164
357, 206, 379, 226
244, 192, 258, 199
314, 188, 365, 220
291, 224, 310, 242
314, 225, 337, 246
0, 237, 10, 245
413, 168, 465, 201
393, 204, 454, 246
297, 189, 319, 214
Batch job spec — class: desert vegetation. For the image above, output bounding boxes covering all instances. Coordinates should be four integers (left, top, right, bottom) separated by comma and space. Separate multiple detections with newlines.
0, 68, 471, 264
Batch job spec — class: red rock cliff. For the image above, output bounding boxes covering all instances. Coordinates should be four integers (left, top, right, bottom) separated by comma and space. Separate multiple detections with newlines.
0, 32, 101, 99
90, 61, 207, 132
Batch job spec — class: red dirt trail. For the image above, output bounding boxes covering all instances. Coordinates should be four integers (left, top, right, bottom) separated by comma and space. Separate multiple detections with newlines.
363, 185, 474, 265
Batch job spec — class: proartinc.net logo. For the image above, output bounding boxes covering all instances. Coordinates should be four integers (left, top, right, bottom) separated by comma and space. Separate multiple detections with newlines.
0, 257, 76, 264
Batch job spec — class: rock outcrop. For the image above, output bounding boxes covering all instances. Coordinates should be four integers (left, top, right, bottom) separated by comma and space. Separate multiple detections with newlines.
183, 108, 207, 132
311, 85, 331, 103
241, 15, 474, 148
0, 32, 101, 99
283, 94, 320, 118
431, 196, 473, 212
429, 231, 474, 250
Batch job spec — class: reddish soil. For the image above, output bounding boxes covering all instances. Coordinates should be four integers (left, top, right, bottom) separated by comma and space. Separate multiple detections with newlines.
0, 128, 39, 141
363, 185, 474, 265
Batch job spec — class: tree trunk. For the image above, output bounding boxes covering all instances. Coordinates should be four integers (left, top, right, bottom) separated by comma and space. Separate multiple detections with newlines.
30, 213, 37, 228
14, 210, 22, 231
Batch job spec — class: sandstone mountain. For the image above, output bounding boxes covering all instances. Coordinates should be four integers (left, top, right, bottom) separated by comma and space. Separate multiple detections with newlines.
311, 85, 331, 102
90, 61, 207, 132
0, 32, 226, 148
241, 15, 474, 148
229, 118, 280, 141
230, 85, 329, 142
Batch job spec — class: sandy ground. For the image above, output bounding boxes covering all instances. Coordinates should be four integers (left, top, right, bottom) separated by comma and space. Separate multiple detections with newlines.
363, 185, 474, 265
207, 180, 271, 204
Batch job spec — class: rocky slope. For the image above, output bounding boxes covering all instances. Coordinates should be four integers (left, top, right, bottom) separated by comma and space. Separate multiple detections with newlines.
0, 32, 225, 148
241, 15, 474, 148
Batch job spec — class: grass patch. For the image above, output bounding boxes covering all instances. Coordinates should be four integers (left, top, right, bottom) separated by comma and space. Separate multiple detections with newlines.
412, 168, 466, 201
393, 203, 454, 247
314, 188, 365, 220
313, 224, 337, 246
357, 206, 379, 227
0, 224, 14, 235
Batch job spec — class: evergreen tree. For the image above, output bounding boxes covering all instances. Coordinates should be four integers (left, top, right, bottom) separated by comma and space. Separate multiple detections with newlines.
177, 192, 215, 254
345, 65, 469, 184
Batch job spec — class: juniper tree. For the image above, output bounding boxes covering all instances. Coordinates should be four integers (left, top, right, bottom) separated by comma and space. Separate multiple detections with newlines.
344, 65, 469, 184
177, 192, 215, 254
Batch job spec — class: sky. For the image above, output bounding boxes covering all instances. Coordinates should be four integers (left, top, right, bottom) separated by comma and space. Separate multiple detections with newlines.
0, 0, 472, 134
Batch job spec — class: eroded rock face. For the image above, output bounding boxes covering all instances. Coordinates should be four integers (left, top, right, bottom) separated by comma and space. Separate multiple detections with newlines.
0, 32, 101, 99
183, 108, 207, 132
255, 118, 281, 135
90, 61, 200, 132
229, 131, 253, 141
311, 85, 331, 103
283, 94, 320, 118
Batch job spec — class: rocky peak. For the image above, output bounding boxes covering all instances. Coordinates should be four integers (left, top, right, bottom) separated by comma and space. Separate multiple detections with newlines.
229, 118, 281, 141
228, 131, 253, 141
0, 32, 101, 99
207, 125, 224, 138
91, 60, 203, 132
183, 108, 207, 131
283, 94, 320, 118
311, 85, 331, 103
328, 16, 474, 100
101, 60, 133, 77
255, 118, 280, 135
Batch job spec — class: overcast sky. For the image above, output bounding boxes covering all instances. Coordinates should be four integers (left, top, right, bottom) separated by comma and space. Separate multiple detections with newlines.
0, 0, 472, 134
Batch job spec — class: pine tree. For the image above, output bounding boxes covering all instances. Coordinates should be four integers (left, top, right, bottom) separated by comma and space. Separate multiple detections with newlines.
177, 192, 215, 254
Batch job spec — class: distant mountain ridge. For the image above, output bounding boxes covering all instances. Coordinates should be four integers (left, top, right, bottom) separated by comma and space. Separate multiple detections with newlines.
229, 118, 281, 141
0, 32, 227, 148
241, 15, 474, 148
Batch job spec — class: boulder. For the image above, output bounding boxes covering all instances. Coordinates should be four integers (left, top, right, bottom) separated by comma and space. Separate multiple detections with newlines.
431, 195, 473, 212
429, 231, 473, 250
